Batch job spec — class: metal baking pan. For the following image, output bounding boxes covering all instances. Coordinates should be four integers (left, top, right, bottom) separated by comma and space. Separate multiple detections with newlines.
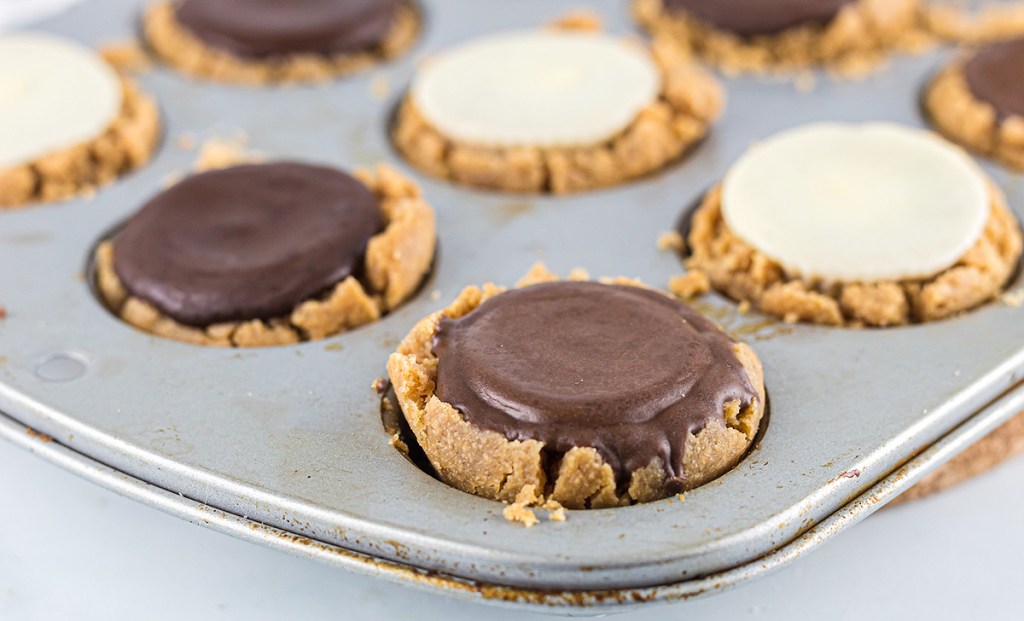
2, 0, 1024, 612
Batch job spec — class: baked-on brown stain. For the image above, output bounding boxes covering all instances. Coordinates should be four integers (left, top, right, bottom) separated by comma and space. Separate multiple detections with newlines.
113, 162, 382, 326
432, 281, 757, 490
175, 0, 399, 58
964, 38, 1024, 121
663, 0, 855, 37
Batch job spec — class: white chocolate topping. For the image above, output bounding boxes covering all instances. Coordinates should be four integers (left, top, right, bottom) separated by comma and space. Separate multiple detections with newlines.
410, 31, 660, 148
721, 123, 990, 282
0, 33, 122, 169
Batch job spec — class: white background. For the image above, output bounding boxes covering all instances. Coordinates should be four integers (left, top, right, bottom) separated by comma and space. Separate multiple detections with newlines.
2, 438, 1022, 620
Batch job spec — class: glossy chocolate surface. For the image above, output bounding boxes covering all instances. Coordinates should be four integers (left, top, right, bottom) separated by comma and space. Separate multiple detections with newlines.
433, 281, 758, 489
965, 38, 1024, 121
664, 0, 854, 37
112, 162, 382, 326
175, 0, 400, 58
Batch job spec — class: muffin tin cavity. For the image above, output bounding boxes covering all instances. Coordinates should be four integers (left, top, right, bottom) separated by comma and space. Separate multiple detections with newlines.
672, 123, 1024, 328
390, 22, 723, 194
87, 162, 437, 347
0, 33, 162, 208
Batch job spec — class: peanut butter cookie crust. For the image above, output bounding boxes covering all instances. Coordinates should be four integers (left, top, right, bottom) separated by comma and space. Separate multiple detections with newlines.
632, 0, 923, 75
95, 165, 436, 347
678, 185, 1022, 327
923, 2, 1024, 43
386, 265, 766, 510
926, 58, 1024, 171
392, 35, 724, 194
143, 1, 420, 85
0, 79, 160, 208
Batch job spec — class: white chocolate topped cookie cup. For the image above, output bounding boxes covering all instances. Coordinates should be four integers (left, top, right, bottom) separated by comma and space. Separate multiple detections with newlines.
0, 33, 123, 169
721, 123, 991, 283
410, 31, 661, 149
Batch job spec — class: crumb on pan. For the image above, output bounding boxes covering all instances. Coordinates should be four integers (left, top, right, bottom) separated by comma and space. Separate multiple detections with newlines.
370, 74, 391, 101
388, 433, 410, 456
175, 133, 197, 151
541, 499, 568, 523
1002, 288, 1024, 308
549, 10, 603, 32
503, 484, 543, 528
668, 270, 710, 299
195, 134, 261, 171
100, 40, 153, 73
658, 230, 685, 252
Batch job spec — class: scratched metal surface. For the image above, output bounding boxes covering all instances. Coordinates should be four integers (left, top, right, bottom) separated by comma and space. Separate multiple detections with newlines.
2, 0, 1024, 606
5, 379, 1024, 614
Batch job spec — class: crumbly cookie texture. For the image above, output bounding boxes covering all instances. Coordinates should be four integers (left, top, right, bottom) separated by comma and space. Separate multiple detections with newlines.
386, 264, 765, 510
632, 0, 925, 75
393, 31, 724, 194
891, 410, 1024, 505
95, 165, 436, 347
143, 1, 419, 84
0, 79, 160, 208
682, 184, 1022, 327
924, 3, 1024, 43
926, 61, 1024, 170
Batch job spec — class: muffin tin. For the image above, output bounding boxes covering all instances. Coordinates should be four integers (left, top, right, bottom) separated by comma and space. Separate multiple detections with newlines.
3, 0, 1024, 613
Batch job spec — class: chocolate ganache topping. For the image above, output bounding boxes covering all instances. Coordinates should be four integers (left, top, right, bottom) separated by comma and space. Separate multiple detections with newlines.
964, 38, 1024, 122
112, 162, 382, 327
175, 0, 400, 59
432, 281, 758, 489
663, 0, 855, 37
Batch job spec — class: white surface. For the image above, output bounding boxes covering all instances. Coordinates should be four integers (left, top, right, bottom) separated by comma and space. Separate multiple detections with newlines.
0, 32, 121, 168
722, 123, 990, 282
1, 438, 1022, 621
411, 31, 660, 148
0, 0, 83, 32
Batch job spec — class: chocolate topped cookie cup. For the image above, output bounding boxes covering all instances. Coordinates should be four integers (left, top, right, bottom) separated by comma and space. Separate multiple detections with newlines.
632, 0, 920, 73
926, 38, 1024, 171
143, 0, 420, 84
95, 162, 435, 346
387, 266, 765, 510
392, 19, 723, 194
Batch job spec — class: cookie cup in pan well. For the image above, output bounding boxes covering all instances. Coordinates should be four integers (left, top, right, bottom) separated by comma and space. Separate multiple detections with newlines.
926, 54, 1024, 171
94, 164, 436, 347
631, 0, 921, 74
679, 179, 1022, 327
0, 77, 161, 208
387, 265, 766, 510
392, 20, 723, 194
142, 1, 421, 85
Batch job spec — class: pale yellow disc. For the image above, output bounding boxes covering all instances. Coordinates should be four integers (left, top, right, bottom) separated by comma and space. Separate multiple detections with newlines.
0, 33, 122, 169
410, 31, 660, 148
721, 123, 990, 282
